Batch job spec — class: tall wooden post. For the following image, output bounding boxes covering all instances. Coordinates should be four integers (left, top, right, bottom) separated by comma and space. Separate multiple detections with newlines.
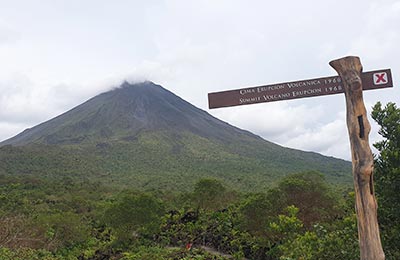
330, 56, 385, 260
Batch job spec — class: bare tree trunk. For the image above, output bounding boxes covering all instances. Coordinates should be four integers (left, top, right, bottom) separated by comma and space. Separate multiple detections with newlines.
329, 56, 385, 260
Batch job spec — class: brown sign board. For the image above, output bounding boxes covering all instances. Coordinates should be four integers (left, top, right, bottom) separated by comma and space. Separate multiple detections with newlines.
208, 69, 393, 109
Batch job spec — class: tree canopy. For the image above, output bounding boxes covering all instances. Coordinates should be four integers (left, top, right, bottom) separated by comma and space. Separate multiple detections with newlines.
372, 101, 400, 259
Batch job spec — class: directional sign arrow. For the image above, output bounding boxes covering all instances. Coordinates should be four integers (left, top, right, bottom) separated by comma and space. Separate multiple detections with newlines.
208, 69, 393, 109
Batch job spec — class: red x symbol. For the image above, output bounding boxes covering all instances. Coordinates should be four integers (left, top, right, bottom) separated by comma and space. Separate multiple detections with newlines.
373, 72, 387, 85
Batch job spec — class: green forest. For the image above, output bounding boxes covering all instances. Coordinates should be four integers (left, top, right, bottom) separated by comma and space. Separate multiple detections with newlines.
0, 102, 399, 260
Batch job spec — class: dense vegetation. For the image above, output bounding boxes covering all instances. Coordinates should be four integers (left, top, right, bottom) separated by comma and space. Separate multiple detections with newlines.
0, 130, 352, 194
0, 172, 359, 260
0, 101, 398, 259
372, 102, 400, 260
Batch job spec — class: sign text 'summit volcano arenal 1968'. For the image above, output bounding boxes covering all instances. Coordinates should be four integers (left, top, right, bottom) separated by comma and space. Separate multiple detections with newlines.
208, 69, 393, 109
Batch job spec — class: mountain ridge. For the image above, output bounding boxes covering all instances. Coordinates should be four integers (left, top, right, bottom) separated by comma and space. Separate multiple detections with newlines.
0, 81, 352, 191
1, 81, 263, 146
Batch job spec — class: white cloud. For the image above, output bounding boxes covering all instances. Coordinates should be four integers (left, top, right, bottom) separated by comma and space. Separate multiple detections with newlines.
213, 102, 322, 139
0, 74, 49, 124
350, 1, 400, 64
0, 22, 19, 45
212, 102, 351, 159
283, 114, 350, 159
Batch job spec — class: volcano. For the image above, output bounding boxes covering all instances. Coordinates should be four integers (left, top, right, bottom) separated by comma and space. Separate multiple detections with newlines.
1, 81, 261, 146
0, 81, 351, 191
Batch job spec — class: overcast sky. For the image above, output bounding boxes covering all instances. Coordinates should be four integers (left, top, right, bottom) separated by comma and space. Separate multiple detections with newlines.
1, 0, 399, 160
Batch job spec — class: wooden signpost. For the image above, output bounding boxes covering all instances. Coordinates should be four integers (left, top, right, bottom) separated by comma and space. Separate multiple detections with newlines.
208, 56, 393, 260
208, 68, 392, 108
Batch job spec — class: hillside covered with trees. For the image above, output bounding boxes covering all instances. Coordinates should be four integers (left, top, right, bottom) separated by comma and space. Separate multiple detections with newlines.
1, 101, 398, 259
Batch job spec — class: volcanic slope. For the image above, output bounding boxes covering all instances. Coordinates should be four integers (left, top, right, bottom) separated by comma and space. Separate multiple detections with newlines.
0, 81, 351, 191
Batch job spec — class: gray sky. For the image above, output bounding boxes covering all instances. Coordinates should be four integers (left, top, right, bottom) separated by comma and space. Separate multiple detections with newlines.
1, 0, 399, 160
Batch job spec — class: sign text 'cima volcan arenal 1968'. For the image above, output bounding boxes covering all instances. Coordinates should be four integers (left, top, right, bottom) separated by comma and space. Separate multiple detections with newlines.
208, 69, 392, 109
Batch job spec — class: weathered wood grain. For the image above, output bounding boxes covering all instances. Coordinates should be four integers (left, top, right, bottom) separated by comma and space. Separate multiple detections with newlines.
330, 56, 385, 260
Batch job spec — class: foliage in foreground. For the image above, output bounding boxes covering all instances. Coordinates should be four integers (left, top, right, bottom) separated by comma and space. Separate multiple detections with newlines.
0, 101, 398, 259
0, 171, 362, 260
